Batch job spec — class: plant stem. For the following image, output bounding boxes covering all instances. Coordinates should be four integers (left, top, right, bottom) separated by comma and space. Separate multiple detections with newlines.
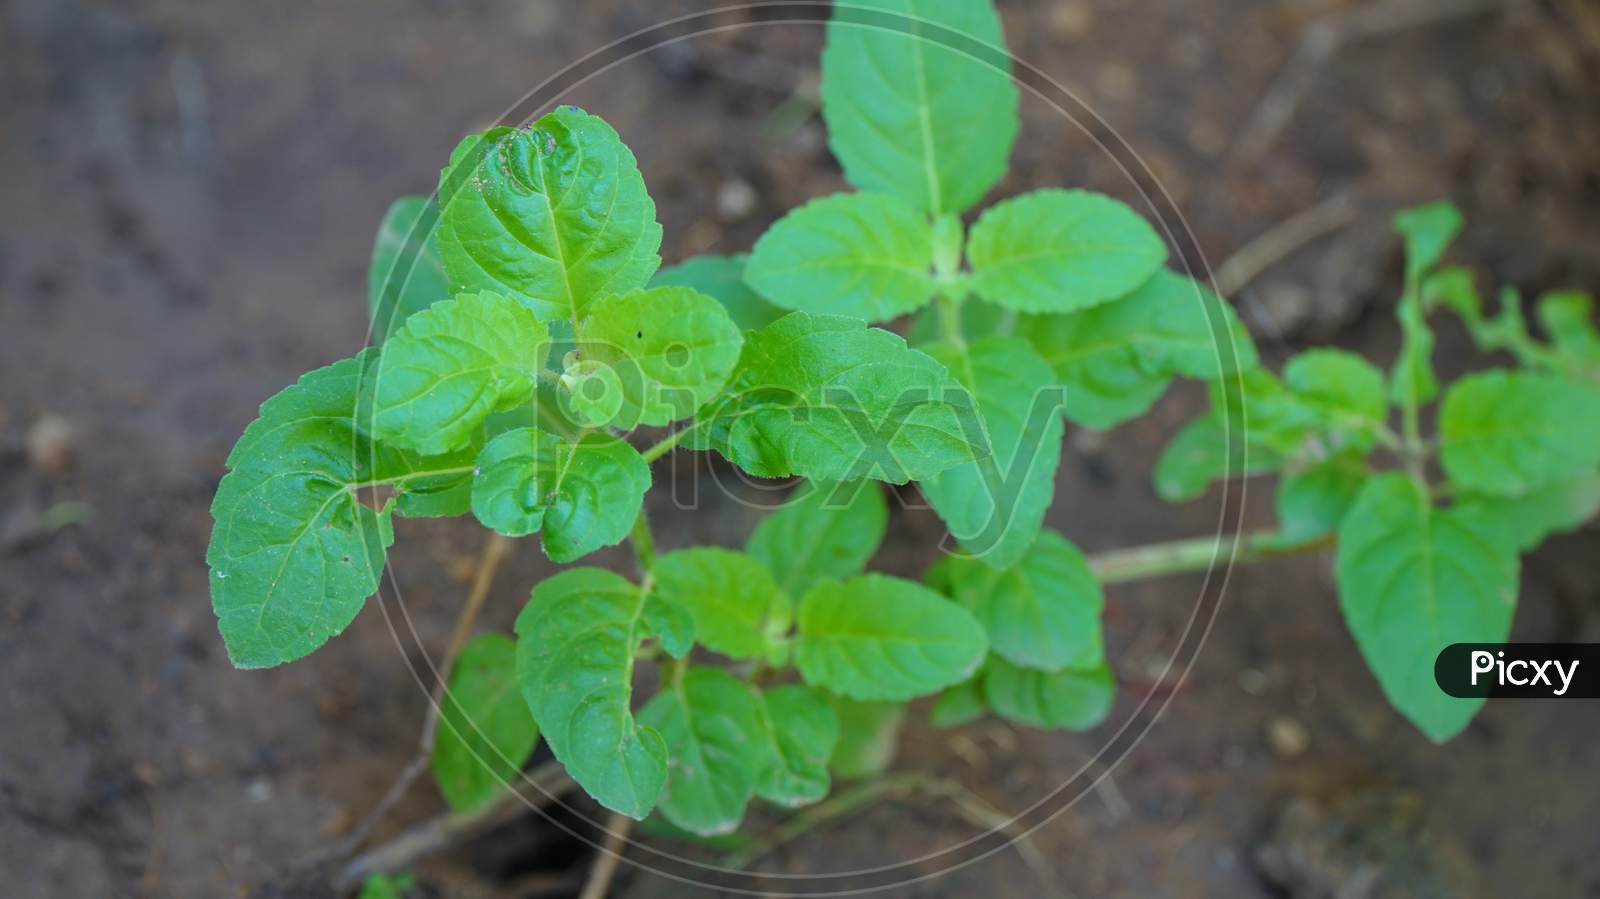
577, 812, 634, 899
722, 772, 925, 869
1087, 530, 1331, 585
628, 507, 657, 576
314, 532, 512, 865
334, 760, 574, 890
936, 294, 966, 348
640, 427, 690, 464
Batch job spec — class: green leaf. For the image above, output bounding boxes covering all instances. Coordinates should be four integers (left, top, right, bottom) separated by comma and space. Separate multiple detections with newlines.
926, 529, 1102, 671
208, 352, 476, 668
1537, 291, 1600, 370
967, 190, 1167, 313
1014, 270, 1256, 429
795, 574, 988, 701
828, 696, 905, 778
515, 568, 666, 819
639, 666, 765, 836
745, 192, 936, 322
651, 254, 783, 332
1274, 456, 1367, 543
928, 677, 986, 728
1334, 474, 1518, 743
368, 196, 449, 343
983, 657, 1115, 731
920, 336, 1064, 568
431, 634, 540, 812
577, 286, 744, 428
358, 873, 416, 899
643, 595, 696, 659
470, 428, 649, 563
820, 0, 1019, 215
437, 109, 661, 323
1387, 203, 1460, 409
689, 312, 980, 484
1453, 471, 1600, 553
1438, 370, 1600, 495
1281, 349, 1389, 450
752, 685, 839, 807
1153, 413, 1276, 503
1393, 201, 1463, 283
651, 548, 787, 661
746, 480, 888, 597
369, 290, 550, 455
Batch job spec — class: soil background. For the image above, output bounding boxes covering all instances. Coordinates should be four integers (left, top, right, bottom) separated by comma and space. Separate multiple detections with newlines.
3, 0, 1599, 897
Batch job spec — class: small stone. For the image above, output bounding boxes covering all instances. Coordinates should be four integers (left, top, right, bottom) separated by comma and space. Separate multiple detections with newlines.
716, 177, 758, 222
1256, 282, 1315, 337
1096, 63, 1138, 102
26, 414, 75, 474
247, 779, 273, 802
1267, 716, 1310, 759
1238, 668, 1269, 695
1047, 3, 1094, 44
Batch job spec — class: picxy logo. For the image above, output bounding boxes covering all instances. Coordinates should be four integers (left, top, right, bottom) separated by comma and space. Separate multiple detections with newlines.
1469, 650, 1579, 696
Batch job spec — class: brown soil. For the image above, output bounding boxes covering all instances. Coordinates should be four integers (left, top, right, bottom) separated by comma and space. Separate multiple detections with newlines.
3, 0, 1599, 897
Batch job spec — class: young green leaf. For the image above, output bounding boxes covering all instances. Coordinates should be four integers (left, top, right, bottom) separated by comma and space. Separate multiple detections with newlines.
208, 352, 476, 668
1388, 203, 1460, 408
1438, 370, 1600, 496
919, 336, 1064, 568
651, 254, 783, 332
369, 290, 550, 455
437, 109, 661, 323
1153, 413, 1277, 503
1281, 349, 1389, 452
926, 529, 1103, 671
1274, 456, 1367, 543
470, 428, 649, 563
358, 873, 416, 899
639, 666, 765, 836
982, 657, 1115, 731
431, 634, 541, 812
745, 192, 936, 321
1012, 270, 1258, 429
820, 0, 1019, 215
794, 574, 988, 701
1334, 474, 1518, 743
368, 196, 449, 343
514, 568, 667, 819
1394, 201, 1464, 283
966, 190, 1167, 314
1536, 291, 1600, 372
828, 696, 906, 779
751, 684, 839, 807
578, 285, 744, 428
745, 480, 888, 597
651, 548, 787, 661
1452, 471, 1600, 553
689, 312, 980, 483
928, 676, 986, 728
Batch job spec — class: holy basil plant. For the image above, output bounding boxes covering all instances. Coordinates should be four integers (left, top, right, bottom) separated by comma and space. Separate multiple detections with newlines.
208, 0, 1600, 845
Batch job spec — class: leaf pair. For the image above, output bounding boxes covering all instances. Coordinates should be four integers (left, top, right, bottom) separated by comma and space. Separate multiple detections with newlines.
641, 670, 839, 834
926, 529, 1114, 732
208, 351, 478, 668
688, 312, 981, 484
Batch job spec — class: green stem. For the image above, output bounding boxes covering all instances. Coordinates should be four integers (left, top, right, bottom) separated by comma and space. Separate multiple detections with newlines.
936, 294, 966, 348
722, 772, 925, 870
628, 507, 657, 576
1088, 530, 1331, 585
640, 427, 690, 464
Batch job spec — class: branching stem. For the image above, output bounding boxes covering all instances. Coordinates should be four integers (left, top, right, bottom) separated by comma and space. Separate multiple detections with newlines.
1088, 530, 1332, 585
